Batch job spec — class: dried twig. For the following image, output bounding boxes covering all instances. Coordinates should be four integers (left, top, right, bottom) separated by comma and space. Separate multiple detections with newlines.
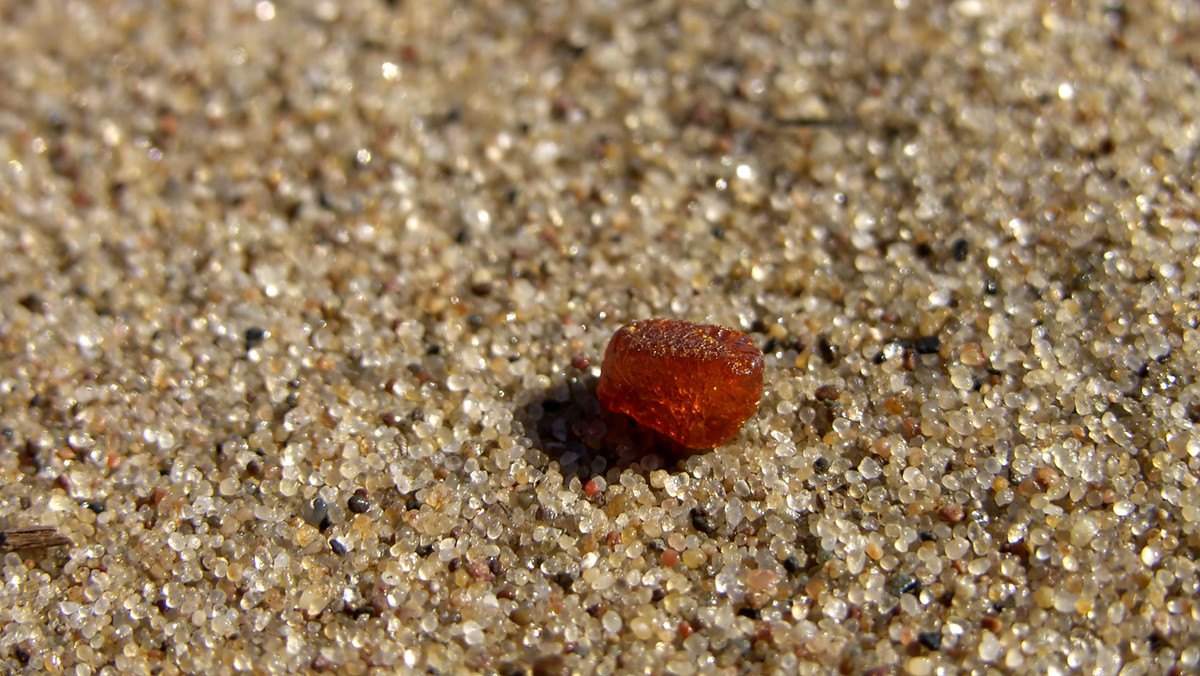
0, 526, 72, 552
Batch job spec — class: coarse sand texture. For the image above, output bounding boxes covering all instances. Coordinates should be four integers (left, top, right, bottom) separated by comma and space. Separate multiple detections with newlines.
1, 1, 1199, 674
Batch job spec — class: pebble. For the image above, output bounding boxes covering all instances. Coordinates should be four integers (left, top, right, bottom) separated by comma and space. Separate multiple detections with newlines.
597, 319, 764, 449
347, 490, 371, 514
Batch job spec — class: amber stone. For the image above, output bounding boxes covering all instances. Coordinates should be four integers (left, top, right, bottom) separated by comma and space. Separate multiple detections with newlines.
597, 318, 764, 449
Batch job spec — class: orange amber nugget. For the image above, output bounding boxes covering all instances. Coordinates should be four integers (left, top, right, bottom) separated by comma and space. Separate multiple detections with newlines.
597, 318, 764, 449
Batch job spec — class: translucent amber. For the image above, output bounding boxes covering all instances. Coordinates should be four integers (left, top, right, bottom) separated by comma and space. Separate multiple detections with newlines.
597, 318, 764, 449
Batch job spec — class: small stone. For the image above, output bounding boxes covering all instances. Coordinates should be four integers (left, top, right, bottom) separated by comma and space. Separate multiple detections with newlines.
951, 238, 968, 261
978, 631, 1004, 662
814, 384, 842, 401
959, 342, 986, 366
889, 572, 920, 596
661, 548, 680, 567
902, 417, 922, 439
914, 335, 941, 354
597, 319, 764, 449
584, 479, 602, 498
1070, 514, 1099, 547
1035, 467, 1060, 489
747, 568, 779, 592
918, 631, 942, 650
690, 508, 717, 534
805, 577, 826, 598
937, 503, 965, 523
245, 327, 268, 350
906, 657, 933, 676
468, 561, 492, 581
347, 490, 370, 514
510, 608, 533, 626
308, 498, 330, 530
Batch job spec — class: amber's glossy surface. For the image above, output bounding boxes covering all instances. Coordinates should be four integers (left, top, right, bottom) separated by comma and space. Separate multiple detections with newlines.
597, 319, 764, 449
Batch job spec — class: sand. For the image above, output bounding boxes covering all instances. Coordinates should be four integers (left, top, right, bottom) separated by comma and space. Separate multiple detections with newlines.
2, 0, 1199, 674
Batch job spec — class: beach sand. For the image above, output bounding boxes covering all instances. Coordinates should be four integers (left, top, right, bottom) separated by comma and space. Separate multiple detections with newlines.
2, 1, 1199, 673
